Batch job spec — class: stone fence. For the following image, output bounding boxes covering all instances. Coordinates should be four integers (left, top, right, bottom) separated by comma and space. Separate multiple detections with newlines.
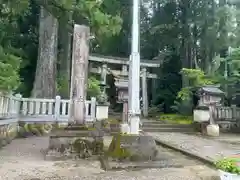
0, 94, 97, 122
0, 93, 110, 147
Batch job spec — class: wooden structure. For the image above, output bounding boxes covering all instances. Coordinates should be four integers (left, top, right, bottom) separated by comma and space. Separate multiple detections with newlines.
197, 86, 224, 106
88, 54, 160, 117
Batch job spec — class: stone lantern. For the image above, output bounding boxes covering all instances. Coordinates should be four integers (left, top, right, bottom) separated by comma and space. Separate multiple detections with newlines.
114, 77, 129, 123
193, 85, 224, 136
197, 86, 224, 106
96, 79, 109, 121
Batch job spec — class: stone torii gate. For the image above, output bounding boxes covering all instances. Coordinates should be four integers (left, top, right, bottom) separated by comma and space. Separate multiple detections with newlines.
88, 54, 160, 117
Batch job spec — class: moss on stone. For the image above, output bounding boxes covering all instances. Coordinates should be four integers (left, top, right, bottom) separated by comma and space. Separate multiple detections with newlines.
107, 133, 131, 160
159, 114, 193, 124
71, 137, 104, 158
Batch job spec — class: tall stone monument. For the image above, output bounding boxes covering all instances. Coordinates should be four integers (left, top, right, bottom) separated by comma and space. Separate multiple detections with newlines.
46, 25, 104, 159
69, 24, 90, 124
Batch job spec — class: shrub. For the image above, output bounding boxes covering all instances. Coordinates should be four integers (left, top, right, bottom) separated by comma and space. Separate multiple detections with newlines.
0, 46, 21, 92
215, 157, 240, 174
159, 114, 193, 124
147, 104, 163, 118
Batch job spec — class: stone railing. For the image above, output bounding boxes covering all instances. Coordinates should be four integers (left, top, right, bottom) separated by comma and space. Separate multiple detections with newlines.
0, 93, 108, 148
212, 105, 240, 124
194, 104, 240, 136
0, 94, 97, 122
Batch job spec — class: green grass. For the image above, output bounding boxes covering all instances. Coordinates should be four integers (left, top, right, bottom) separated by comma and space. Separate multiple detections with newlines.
159, 114, 193, 125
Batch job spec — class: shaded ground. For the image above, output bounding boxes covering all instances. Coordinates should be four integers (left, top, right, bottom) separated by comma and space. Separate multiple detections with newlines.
0, 136, 218, 180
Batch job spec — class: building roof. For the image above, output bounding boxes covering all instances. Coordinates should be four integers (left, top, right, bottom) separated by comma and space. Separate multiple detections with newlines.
198, 86, 224, 95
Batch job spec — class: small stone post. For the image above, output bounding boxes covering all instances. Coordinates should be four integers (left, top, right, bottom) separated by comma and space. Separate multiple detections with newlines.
69, 24, 90, 124
15, 94, 22, 117
101, 64, 107, 93
141, 68, 148, 117
232, 105, 237, 120
8, 93, 15, 117
90, 97, 96, 121
54, 95, 61, 121
122, 101, 128, 123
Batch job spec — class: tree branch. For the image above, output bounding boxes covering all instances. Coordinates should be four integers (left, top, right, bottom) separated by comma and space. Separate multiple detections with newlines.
33, 0, 74, 33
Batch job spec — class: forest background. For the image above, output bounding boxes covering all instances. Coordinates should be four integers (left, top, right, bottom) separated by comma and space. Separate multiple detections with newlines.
1, 0, 240, 115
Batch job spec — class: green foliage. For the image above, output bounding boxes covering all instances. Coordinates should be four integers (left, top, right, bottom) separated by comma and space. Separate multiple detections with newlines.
177, 68, 215, 101
107, 134, 131, 160
159, 114, 193, 125
87, 76, 101, 99
148, 104, 163, 118
0, 46, 21, 92
57, 75, 101, 99
41, 0, 122, 39
57, 74, 69, 98
0, 0, 30, 92
152, 54, 182, 113
215, 157, 240, 174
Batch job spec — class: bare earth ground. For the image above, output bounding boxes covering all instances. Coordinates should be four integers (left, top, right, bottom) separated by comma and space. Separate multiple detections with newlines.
0, 137, 218, 180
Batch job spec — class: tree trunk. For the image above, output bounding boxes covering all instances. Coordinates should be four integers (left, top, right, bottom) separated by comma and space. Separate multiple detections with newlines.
32, 7, 58, 98
58, 17, 72, 98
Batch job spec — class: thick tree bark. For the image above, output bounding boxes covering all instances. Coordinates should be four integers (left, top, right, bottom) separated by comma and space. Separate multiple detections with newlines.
58, 17, 72, 98
32, 7, 58, 98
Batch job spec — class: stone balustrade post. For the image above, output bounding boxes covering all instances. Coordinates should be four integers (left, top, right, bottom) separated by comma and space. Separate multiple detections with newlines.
55, 95, 61, 121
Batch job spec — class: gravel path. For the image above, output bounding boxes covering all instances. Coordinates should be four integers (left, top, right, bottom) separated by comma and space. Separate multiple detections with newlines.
0, 137, 218, 180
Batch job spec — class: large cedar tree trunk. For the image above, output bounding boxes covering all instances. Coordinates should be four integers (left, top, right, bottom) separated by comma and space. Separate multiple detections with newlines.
58, 18, 72, 98
32, 7, 58, 98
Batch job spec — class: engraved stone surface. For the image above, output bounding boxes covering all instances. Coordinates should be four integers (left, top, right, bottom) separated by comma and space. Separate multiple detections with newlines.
70, 24, 90, 124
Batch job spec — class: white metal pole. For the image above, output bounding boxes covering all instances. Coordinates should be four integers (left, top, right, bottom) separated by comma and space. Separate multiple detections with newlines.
128, 0, 141, 134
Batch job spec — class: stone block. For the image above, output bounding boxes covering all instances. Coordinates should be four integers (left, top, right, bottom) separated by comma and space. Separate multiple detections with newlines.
0, 123, 18, 148
46, 123, 105, 159
96, 105, 109, 120
107, 133, 158, 161
120, 123, 130, 134
207, 124, 219, 137
18, 122, 60, 137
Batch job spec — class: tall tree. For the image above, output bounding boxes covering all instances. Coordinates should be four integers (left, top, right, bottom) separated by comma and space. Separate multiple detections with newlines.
32, 7, 58, 98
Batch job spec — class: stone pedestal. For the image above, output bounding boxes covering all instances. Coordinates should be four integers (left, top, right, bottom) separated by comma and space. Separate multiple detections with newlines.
46, 122, 104, 160
207, 124, 220, 137
107, 133, 158, 161
193, 106, 210, 123
96, 104, 109, 120
120, 123, 130, 134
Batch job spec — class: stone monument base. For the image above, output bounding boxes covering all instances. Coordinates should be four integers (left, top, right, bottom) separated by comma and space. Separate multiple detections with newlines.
44, 123, 104, 160
107, 133, 158, 161
206, 124, 219, 137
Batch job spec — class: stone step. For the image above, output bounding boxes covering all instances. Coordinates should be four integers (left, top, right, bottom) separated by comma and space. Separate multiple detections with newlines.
142, 127, 195, 133
142, 120, 165, 124
142, 123, 192, 128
